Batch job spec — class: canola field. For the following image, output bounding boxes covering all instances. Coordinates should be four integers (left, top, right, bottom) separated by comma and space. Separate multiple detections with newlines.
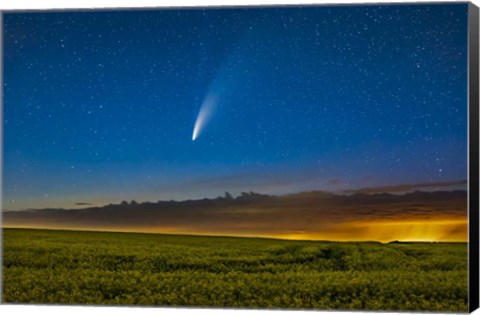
2, 228, 468, 311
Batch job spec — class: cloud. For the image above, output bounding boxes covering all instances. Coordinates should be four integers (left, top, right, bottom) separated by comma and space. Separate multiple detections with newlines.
343, 179, 467, 194
75, 202, 93, 206
3, 190, 467, 242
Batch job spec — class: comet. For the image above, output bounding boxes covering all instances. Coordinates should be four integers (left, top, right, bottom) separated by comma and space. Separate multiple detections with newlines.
191, 54, 231, 142
192, 94, 218, 141
191, 33, 253, 141
191, 67, 235, 141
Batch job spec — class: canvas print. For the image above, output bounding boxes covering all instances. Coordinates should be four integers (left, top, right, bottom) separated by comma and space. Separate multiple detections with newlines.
1, 2, 473, 312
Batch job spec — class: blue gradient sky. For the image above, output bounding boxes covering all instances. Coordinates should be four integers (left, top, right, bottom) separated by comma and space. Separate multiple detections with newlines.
3, 4, 468, 210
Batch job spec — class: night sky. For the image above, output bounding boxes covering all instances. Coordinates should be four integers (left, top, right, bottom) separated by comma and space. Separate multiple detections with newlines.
3, 4, 468, 210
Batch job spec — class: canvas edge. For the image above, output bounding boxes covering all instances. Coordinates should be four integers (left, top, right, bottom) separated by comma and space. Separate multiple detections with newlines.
468, 1, 480, 313
0, 1, 471, 14
0, 9, 4, 305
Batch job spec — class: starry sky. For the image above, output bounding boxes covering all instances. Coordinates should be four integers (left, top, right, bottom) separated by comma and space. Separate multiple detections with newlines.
3, 4, 468, 210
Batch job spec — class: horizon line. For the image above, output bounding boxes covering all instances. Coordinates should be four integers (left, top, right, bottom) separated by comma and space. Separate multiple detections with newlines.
1, 226, 468, 244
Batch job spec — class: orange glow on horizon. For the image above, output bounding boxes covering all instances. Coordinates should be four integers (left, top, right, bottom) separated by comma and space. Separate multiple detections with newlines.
275, 219, 468, 243
3, 216, 468, 243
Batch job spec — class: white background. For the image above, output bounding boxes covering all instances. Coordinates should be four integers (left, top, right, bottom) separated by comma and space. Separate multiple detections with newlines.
0, 0, 479, 315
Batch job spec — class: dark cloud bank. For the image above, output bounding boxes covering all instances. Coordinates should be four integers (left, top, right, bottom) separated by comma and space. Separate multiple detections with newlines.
3, 189, 467, 241
344, 180, 467, 194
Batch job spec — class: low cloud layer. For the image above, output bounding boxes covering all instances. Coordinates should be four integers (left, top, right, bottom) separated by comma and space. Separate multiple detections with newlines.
3, 189, 467, 242
344, 180, 467, 194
